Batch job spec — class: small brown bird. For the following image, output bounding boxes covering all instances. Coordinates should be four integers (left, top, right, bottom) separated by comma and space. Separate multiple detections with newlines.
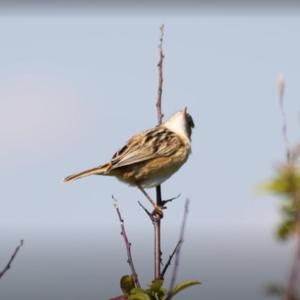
64, 108, 194, 210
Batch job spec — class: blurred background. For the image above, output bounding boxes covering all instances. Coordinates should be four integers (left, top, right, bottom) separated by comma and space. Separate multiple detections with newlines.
0, 3, 300, 299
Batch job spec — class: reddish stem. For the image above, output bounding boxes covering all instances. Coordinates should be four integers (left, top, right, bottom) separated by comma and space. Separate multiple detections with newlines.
113, 197, 140, 288
154, 24, 165, 280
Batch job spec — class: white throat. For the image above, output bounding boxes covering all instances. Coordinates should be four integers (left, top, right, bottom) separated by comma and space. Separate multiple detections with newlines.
163, 112, 189, 140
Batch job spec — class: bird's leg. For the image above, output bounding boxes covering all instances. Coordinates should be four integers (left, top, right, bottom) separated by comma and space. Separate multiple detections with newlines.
137, 185, 156, 207
136, 184, 163, 218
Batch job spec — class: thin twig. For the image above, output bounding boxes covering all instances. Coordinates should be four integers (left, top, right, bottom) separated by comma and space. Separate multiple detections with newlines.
286, 232, 300, 300
156, 184, 164, 208
112, 196, 140, 288
290, 143, 300, 163
0, 240, 24, 280
156, 24, 165, 125
138, 201, 154, 222
160, 240, 181, 278
277, 74, 300, 300
154, 24, 165, 280
153, 208, 162, 280
161, 193, 181, 208
167, 199, 190, 300
278, 73, 291, 163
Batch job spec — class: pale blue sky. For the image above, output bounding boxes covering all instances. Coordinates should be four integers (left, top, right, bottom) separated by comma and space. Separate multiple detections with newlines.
1, 14, 299, 229
1, 12, 300, 300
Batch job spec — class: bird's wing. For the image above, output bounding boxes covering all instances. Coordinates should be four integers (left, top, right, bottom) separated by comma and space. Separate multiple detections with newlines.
110, 126, 182, 169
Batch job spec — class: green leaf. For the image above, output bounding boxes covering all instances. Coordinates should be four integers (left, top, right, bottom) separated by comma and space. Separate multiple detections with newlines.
265, 178, 291, 194
120, 275, 136, 295
281, 200, 298, 216
156, 288, 167, 299
130, 288, 147, 295
263, 165, 300, 196
128, 295, 150, 300
128, 290, 151, 300
276, 219, 296, 240
148, 279, 164, 292
171, 279, 201, 297
145, 282, 167, 300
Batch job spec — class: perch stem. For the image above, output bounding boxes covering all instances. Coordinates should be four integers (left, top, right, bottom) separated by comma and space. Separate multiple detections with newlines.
153, 24, 165, 280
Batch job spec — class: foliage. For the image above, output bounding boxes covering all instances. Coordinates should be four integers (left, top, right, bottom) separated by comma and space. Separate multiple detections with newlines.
264, 164, 300, 240
111, 275, 200, 300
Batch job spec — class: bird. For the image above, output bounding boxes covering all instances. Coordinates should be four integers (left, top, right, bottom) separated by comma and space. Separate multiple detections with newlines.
64, 108, 194, 212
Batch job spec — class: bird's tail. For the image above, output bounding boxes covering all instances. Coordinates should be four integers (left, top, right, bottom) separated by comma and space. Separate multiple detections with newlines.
64, 163, 110, 183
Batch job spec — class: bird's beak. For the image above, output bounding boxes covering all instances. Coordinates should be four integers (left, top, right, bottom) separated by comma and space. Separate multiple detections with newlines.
183, 106, 188, 115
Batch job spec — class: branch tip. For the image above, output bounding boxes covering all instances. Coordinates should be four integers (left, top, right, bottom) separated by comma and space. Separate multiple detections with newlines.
277, 72, 290, 163
0, 239, 24, 280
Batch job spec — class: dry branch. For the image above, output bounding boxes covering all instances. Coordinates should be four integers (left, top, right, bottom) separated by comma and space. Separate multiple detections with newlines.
113, 196, 140, 288
0, 240, 24, 280
161, 194, 181, 208
160, 240, 181, 278
153, 24, 165, 280
277, 73, 300, 300
156, 24, 165, 126
286, 236, 300, 300
278, 73, 290, 163
138, 201, 154, 221
167, 199, 190, 300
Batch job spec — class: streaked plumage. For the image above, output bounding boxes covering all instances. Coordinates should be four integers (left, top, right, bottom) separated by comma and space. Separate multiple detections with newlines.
64, 108, 194, 188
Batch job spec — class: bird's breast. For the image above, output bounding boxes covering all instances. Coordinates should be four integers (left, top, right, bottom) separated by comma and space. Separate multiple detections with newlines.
114, 143, 191, 188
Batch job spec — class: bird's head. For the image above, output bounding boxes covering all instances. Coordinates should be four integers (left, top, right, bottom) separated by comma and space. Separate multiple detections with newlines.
163, 107, 195, 140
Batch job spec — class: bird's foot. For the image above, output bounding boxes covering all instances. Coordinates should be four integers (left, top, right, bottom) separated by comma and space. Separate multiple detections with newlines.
152, 205, 164, 219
